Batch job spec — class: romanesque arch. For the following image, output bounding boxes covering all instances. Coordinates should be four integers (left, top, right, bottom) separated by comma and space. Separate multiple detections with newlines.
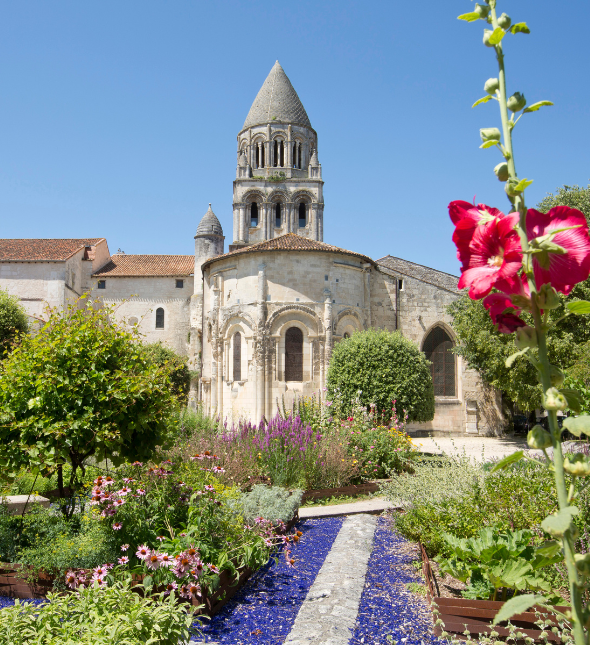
266, 304, 324, 336
421, 323, 456, 397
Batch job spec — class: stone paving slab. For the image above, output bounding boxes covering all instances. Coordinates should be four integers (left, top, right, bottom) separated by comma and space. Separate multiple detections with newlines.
283, 513, 377, 645
298, 498, 392, 519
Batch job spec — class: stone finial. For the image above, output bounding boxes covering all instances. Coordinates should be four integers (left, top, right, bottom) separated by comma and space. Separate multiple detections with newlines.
196, 204, 223, 237
309, 148, 319, 167
238, 150, 248, 167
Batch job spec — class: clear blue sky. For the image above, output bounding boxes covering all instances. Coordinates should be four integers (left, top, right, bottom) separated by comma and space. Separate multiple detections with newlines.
1, 1, 588, 276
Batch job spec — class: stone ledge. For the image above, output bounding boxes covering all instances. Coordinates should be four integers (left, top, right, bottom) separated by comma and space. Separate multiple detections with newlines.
0, 495, 50, 515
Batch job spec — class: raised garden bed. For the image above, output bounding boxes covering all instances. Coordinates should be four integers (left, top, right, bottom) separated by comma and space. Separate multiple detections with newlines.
420, 543, 567, 641
301, 480, 387, 503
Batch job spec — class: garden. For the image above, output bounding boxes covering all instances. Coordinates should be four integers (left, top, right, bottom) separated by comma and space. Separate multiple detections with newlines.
2, 1, 590, 644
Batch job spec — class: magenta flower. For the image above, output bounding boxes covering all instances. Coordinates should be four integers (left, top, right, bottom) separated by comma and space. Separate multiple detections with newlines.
65, 570, 78, 589
483, 293, 527, 334
113, 498, 125, 507
207, 563, 220, 574
136, 488, 146, 496
455, 209, 523, 299
146, 552, 162, 570
118, 556, 129, 565
121, 543, 130, 552
117, 487, 131, 496
156, 535, 165, 542
204, 485, 215, 492
526, 206, 590, 295
211, 465, 225, 474
136, 545, 150, 560
93, 565, 108, 577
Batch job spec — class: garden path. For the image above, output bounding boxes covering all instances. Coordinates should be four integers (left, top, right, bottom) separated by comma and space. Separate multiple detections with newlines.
414, 435, 528, 462
299, 499, 392, 519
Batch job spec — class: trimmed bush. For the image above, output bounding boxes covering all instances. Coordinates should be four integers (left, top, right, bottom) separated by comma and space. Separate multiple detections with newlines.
143, 342, 191, 404
0, 288, 28, 357
327, 329, 434, 422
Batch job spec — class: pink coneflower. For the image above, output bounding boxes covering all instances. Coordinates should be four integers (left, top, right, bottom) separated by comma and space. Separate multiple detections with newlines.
121, 544, 130, 552
112, 522, 123, 530
136, 544, 150, 560
146, 552, 162, 570
118, 556, 129, 565
207, 563, 220, 574
132, 461, 143, 467
211, 465, 225, 474
156, 535, 165, 542
164, 582, 178, 595
187, 583, 201, 597
264, 538, 273, 547
204, 484, 215, 492
122, 477, 134, 484
92, 574, 107, 586
136, 488, 146, 496
65, 570, 78, 589
103, 476, 114, 487
117, 487, 132, 496
160, 553, 173, 567
180, 532, 187, 537
113, 498, 125, 507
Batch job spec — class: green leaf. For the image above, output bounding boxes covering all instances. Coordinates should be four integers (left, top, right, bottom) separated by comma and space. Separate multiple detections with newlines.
480, 140, 499, 149
563, 415, 590, 438
566, 300, 590, 315
488, 27, 505, 45
510, 22, 531, 35
473, 95, 493, 108
492, 594, 546, 625
523, 101, 554, 114
560, 388, 583, 414
535, 540, 562, 558
491, 450, 524, 472
458, 12, 480, 22
506, 347, 529, 368
541, 506, 579, 538
514, 178, 534, 192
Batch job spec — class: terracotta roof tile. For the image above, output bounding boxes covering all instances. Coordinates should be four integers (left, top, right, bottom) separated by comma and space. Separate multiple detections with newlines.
93, 255, 194, 277
202, 234, 374, 270
0, 239, 104, 261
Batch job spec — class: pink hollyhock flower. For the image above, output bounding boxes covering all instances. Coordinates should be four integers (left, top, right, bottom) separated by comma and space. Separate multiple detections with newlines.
136, 544, 150, 560
450, 200, 506, 248
454, 209, 523, 299
118, 556, 129, 565
112, 522, 122, 530
146, 552, 162, 570
483, 293, 527, 334
526, 206, 590, 295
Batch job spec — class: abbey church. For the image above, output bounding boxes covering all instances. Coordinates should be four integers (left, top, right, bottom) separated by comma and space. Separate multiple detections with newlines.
0, 62, 504, 434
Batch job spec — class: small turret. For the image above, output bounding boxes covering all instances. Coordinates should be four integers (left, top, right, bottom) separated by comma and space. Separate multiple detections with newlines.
308, 148, 321, 179
194, 204, 224, 289
236, 149, 252, 179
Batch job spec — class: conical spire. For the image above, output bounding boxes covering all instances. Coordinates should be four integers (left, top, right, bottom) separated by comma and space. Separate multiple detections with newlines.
242, 61, 311, 130
196, 204, 223, 236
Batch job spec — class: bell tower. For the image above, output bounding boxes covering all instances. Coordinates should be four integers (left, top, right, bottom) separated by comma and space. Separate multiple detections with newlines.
231, 61, 324, 250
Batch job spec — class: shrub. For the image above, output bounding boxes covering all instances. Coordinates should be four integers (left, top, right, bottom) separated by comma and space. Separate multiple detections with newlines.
0, 579, 198, 644
143, 342, 192, 405
327, 329, 434, 422
238, 485, 303, 524
0, 288, 28, 357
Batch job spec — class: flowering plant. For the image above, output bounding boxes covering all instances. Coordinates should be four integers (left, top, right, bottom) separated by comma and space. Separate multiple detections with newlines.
451, 3, 590, 640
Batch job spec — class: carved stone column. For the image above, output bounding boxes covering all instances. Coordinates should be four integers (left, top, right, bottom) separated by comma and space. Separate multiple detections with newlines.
324, 289, 333, 382
255, 264, 267, 422
210, 280, 220, 413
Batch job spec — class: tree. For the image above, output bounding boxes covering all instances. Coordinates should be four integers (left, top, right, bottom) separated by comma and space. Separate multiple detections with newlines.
327, 329, 435, 422
143, 342, 191, 405
0, 288, 29, 357
448, 184, 590, 412
0, 298, 178, 513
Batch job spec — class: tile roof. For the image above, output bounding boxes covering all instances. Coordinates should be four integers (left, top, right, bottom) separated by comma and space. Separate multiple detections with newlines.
93, 254, 194, 277
0, 239, 104, 261
202, 233, 374, 270
376, 255, 460, 293
242, 61, 312, 130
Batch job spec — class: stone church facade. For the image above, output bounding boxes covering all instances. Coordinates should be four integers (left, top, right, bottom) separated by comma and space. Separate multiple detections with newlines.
0, 62, 504, 435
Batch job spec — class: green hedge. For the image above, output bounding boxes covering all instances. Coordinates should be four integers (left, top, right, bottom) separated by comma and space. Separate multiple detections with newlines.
327, 329, 434, 422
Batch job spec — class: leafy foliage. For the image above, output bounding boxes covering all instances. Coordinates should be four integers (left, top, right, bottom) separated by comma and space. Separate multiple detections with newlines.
0, 299, 178, 508
0, 579, 197, 644
0, 288, 28, 357
238, 485, 303, 524
142, 342, 192, 405
327, 329, 434, 422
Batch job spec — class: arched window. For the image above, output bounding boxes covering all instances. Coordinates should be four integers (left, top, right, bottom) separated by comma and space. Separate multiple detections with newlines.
155, 307, 165, 329
233, 332, 242, 381
343, 332, 350, 339
280, 140, 284, 167
423, 327, 455, 397
285, 327, 303, 382
273, 140, 278, 167
261, 144, 265, 168
275, 203, 282, 228
298, 203, 307, 228
251, 202, 259, 227
292, 143, 297, 168
298, 144, 302, 169
256, 145, 260, 169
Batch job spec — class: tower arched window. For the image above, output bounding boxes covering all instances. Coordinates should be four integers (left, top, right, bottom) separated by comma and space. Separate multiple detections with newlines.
233, 332, 242, 381
251, 202, 259, 227
298, 144, 302, 169
298, 203, 307, 228
280, 140, 284, 167
285, 327, 303, 382
275, 203, 282, 228
256, 145, 260, 169
261, 144, 265, 168
155, 307, 165, 329
273, 140, 278, 167
292, 143, 297, 168
423, 326, 456, 397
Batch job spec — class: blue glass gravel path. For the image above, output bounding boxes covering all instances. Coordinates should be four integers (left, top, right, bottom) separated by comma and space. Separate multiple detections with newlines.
194, 516, 344, 644
350, 516, 437, 645
0, 596, 45, 610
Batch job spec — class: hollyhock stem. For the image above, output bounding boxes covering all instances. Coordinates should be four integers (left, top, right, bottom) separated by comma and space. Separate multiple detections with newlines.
489, 4, 585, 641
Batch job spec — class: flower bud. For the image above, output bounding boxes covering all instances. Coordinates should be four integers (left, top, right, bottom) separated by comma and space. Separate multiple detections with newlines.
550, 366, 565, 388
527, 425, 553, 450
484, 78, 500, 95
497, 13, 511, 29
505, 178, 520, 197
480, 127, 502, 142
543, 387, 568, 411
483, 29, 494, 47
494, 162, 509, 182
475, 3, 490, 19
507, 92, 527, 112
564, 453, 590, 477
536, 284, 561, 310
515, 326, 537, 350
